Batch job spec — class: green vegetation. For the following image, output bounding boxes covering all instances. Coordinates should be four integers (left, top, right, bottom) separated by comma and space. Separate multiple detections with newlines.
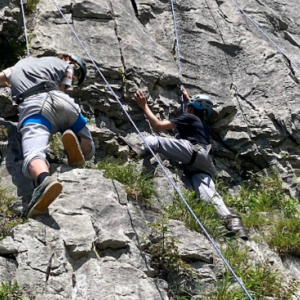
0, 125, 8, 141
0, 34, 27, 69
98, 159, 156, 203
26, 0, 40, 13
0, 186, 23, 241
222, 172, 300, 257
163, 171, 300, 299
0, 281, 23, 300
204, 243, 298, 300
165, 189, 227, 238
49, 133, 65, 161
143, 218, 197, 298
96, 158, 299, 299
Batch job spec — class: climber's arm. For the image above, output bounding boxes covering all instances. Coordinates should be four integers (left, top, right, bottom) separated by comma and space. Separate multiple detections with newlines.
0, 67, 13, 87
133, 90, 176, 131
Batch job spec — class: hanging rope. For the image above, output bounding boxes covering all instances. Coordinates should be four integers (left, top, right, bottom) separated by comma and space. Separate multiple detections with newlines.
205, 0, 235, 84
19, 0, 30, 57
169, 0, 185, 112
230, 0, 300, 73
45, 0, 253, 298
206, 0, 257, 146
168, 1, 254, 299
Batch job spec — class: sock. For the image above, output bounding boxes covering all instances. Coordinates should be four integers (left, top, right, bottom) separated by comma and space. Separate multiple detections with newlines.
37, 172, 50, 186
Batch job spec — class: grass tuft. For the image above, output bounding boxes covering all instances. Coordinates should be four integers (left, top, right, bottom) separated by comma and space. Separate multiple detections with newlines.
165, 189, 227, 239
0, 281, 23, 300
98, 159, 156, 203
0, 186, 23, 241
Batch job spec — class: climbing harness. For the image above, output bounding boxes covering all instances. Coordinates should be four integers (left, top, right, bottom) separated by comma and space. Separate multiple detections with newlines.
46, 1, 253, 298
13, 81, 58, 104
19, 0, 30, 57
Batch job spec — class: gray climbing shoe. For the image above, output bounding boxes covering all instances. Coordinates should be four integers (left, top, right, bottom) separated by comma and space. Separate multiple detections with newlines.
224, 214, 248, 240
117, 136, 150, 157
26, 176, 63, 218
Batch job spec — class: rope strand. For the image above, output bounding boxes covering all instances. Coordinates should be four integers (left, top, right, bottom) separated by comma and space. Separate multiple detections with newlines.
19, 0, 30, 57
230, 0, 300, 73
170, 0, 185, 112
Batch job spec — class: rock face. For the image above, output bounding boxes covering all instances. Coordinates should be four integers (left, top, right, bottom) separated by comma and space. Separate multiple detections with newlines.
0, 165, 226, 300
1, 0, 300, 299
1, 0, 299, 195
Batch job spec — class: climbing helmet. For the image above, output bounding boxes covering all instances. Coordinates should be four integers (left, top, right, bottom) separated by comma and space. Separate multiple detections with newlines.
69, 54, 87, 86
187, 94, 213, 115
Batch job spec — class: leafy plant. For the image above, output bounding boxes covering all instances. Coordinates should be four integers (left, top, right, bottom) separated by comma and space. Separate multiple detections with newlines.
0, 281, 23, 300
165, 189, 226, 239
98, 159, 155, 202
144, 218, 197, 298
0, 186, 23, 241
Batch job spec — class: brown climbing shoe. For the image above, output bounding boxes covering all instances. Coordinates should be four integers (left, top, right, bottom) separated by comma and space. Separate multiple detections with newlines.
62, 129, 85, 167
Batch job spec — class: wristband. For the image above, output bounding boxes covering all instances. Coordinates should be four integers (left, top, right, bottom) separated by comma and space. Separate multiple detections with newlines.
3, 67, 13, 79
61, 65, 73, 86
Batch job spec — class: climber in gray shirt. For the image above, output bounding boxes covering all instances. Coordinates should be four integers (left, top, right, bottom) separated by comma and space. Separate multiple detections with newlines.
125, 89, 247, 240
0, 54, 95, 219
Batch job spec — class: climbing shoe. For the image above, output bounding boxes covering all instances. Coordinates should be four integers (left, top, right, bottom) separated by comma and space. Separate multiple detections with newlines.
62, 129, 85, 167
223, 214, 248, 240
117, 136, 150, 157
26, 176, 63, 218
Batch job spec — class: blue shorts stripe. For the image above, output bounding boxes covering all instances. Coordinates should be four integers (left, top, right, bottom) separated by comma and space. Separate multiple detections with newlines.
23, 114, 51, 131
69, 114, 87, 133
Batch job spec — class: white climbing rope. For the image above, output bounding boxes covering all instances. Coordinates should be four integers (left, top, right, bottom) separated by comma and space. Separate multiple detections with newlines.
169, 0, 185, 112
47, 0, 253, 298
230, 0, 300, 73
170, 0, 182, 73
19, 0, 30, 57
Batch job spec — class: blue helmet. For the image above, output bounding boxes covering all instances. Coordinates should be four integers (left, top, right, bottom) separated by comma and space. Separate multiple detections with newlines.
187, 94, 213, 115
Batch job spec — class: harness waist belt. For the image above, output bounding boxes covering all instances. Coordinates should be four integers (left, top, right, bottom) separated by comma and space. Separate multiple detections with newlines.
188, 143, 211, 166
13, 82, 59, 104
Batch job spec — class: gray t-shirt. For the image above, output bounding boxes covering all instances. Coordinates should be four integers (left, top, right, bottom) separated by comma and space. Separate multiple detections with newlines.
10, 56, 69, 97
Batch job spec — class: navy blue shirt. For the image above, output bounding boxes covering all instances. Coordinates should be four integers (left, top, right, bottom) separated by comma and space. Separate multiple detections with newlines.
170, 113, 210, 145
